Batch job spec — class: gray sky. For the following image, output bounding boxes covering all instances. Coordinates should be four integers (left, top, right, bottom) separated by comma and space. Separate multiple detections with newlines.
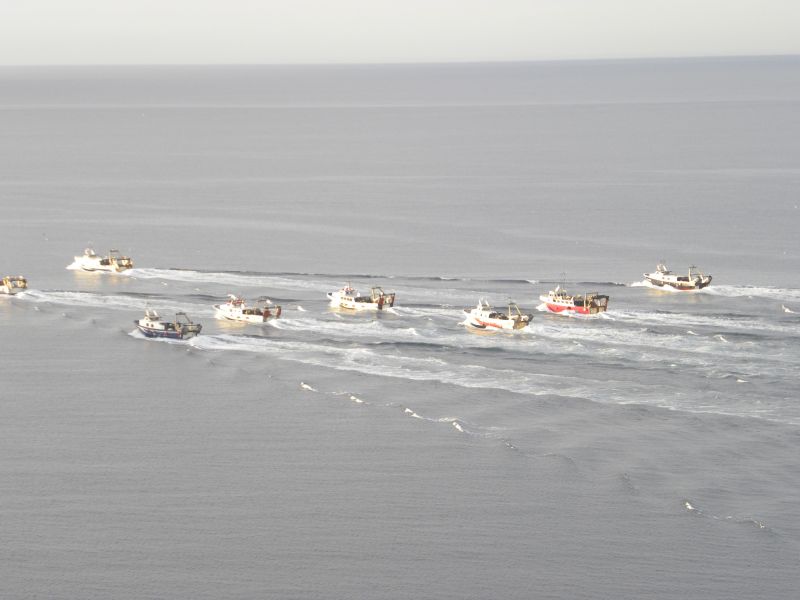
1, 0, 798, 65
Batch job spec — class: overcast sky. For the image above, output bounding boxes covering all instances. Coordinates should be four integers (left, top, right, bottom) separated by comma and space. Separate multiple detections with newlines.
1, 0, 798, 65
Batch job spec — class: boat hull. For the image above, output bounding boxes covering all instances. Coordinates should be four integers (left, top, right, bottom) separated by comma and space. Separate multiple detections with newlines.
135, 322, 201, 340
466, 317, 527, 330
331, 300, 381, 311
74, 258, 131, 273
541, 302, 596, 315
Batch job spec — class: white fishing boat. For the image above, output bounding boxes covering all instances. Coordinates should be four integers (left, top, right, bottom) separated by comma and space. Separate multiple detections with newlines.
643, 263, 712, 291
463, 299, 532, 330
539, 285, 609, 315
0, 275, 28, 295
71, 248, 133, 273
135, 309, 202, 340
327, 284, 396, 311
213, 294, 281, 323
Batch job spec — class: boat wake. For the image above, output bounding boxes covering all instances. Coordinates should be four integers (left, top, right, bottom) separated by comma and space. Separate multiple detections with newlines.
611, 308, 799, 335
126, 268, 333, 293
682, 499, 768, 530
630, 280, 693, 292
701, 285, 800, 301
125, 268, 548, 305
401, 408, 477, 435
177, 332, 799, 422
17, 289, 210, 316
404, 407, 424, 419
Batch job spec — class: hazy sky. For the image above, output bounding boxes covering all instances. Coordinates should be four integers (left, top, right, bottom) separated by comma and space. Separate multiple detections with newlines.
1, 0, 798, 65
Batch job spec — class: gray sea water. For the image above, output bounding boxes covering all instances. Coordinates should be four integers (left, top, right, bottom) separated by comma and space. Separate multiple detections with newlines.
1, 57, 799, 599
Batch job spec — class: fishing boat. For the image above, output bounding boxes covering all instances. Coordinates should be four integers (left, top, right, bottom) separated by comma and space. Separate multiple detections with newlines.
643, 263, 712, 291
463, 299, 532, 330
134, 309, 202, 339
0, 275, 28, 295
71, 248, 133, 273
214, 294, 281, 323
539, 285, 609, 315
327, 284, 396, 310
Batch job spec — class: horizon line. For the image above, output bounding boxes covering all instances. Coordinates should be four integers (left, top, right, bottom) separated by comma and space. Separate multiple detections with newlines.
2, 52, 799, 69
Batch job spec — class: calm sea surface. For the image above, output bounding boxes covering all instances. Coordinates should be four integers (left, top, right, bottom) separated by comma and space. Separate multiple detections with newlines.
1, 58, 799, 599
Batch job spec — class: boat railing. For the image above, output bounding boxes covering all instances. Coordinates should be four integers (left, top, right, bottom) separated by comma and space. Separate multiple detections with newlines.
370, 287, 396, 307
175, 312, 194, 325
688, 265, 705, 278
